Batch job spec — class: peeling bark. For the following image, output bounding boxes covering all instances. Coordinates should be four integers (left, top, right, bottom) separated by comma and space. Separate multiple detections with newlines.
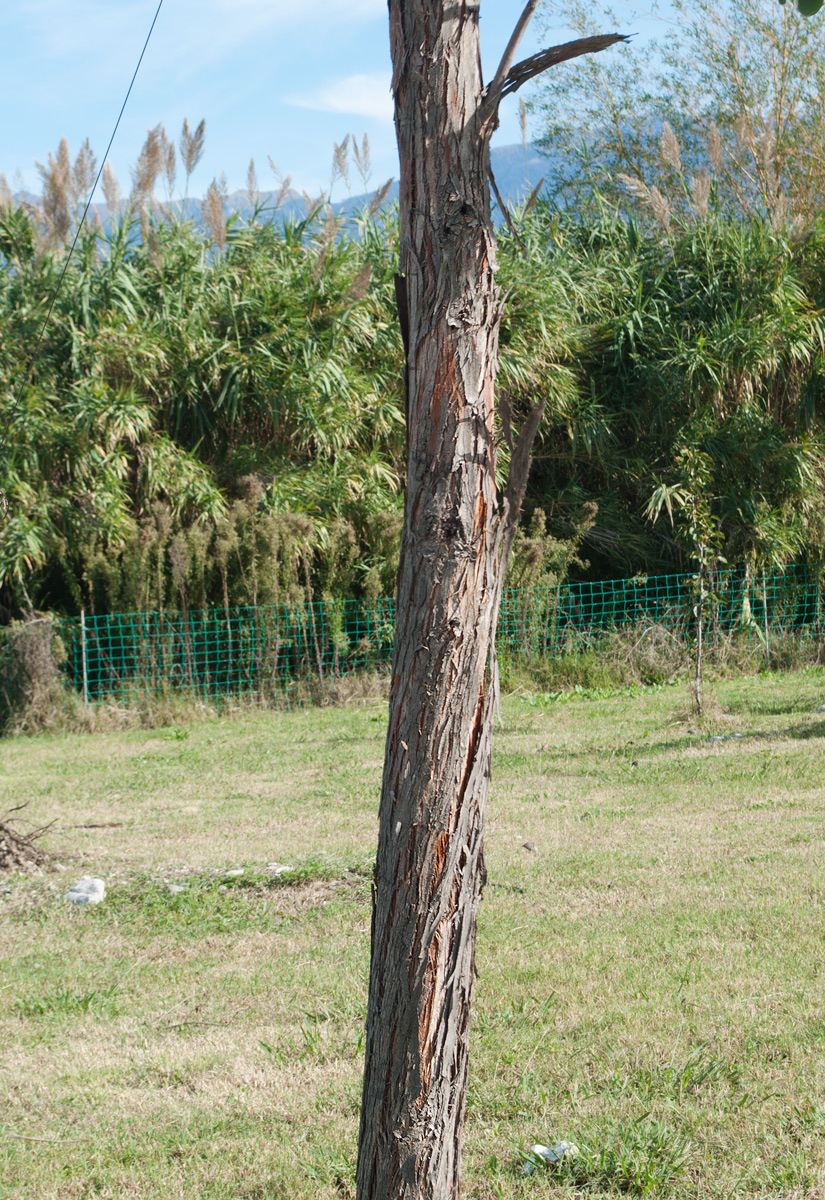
355, 5, 624, 1198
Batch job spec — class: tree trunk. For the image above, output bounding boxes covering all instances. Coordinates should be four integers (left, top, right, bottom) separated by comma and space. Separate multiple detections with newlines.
356, 7, 499, 1196
355, 7, 624, 1197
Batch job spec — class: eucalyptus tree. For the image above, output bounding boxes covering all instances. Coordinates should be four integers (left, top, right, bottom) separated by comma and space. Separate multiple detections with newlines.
354, 5, 623, 1197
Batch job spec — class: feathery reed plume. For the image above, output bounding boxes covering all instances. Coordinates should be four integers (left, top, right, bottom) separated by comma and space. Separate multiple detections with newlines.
617, 171, 671, 231
311, 242, 328, 284
101, 162, 120, 218
330, 135, 351, 194
73, 138, 97, 201
519, 96, 531, 189
689, 168, 711, 219
660, 121, 682, 173
771, 192, 789, 230
707, 122, 723, 172
368, 177, 394, 215
648, 186, 671, 232
523, 175, 545, 215
734, 112, 752, 151
320, 206, 344, 245
0, 173, 13, 212
246, 158, 258, 206
139, 205, 150, 249
165, 141, 176, 194
267, 156, 293, 211
344, 262, 372, 305
36, 137, 72, 244
131, 125, 162, 209
519, 97, 529, 149
758, 125, 787, 226
202, 175, 227, 252
617, 171, 652, 205
47, 137, 72, 214
302, 190, 324, 221
761, 126, 779, 199
153, 123, 176, 197
146, 222, 161, 266
352, 133, 372, 191
55, 136, 72, 197
180, 117, 205, 181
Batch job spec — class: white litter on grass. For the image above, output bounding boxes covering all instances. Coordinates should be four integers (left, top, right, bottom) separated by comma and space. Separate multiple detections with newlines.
267, 863, 291, 877
706, 733, 743, 744
64, 876, 106, 906
522, 1141, 579, 1175
167, 883, 187, 895
224, 868, 245, 878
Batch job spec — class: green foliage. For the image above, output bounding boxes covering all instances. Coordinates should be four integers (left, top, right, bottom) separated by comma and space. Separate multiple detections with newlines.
506, 199, 825, 581
520, 1118, 691, 1193
12, 983, 120, 1019
4, 121, 825, 618
561, 1118, 692, 1194
0, 194, 405, 616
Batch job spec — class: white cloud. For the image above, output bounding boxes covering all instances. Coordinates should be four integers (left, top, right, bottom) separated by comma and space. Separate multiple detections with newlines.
288, 73, 393, 121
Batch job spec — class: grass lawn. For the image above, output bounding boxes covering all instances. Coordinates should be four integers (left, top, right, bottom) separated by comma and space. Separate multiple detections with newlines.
1, 669, 825, 1198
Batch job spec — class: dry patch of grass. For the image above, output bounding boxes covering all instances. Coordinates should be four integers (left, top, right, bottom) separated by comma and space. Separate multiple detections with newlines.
2, 672, 825, 1196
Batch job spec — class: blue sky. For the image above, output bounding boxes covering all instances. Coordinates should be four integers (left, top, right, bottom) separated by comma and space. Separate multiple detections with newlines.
0, 1, 668, 202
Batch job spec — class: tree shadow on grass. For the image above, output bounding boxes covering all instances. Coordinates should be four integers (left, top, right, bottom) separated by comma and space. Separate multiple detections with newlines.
520, 717, 825, 770
772, 718, 825, 741
727, 697, 825, 717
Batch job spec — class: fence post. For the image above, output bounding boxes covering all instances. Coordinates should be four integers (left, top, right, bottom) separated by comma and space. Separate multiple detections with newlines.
762, 570, 771, 664
80, 609, 89, 710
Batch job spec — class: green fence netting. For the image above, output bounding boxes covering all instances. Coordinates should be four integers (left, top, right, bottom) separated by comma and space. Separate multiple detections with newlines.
10, 563, 824, 707
58, 596, 397, 705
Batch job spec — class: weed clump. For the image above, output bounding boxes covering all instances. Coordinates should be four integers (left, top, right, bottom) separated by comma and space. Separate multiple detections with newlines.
561, 1118, 691, 1194
0, 617, 76, 735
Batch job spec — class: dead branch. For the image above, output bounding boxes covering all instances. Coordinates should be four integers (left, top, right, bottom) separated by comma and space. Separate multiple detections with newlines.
486, 0, 541, 108
490, 34, 629, 113
0, 803, 54, 872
